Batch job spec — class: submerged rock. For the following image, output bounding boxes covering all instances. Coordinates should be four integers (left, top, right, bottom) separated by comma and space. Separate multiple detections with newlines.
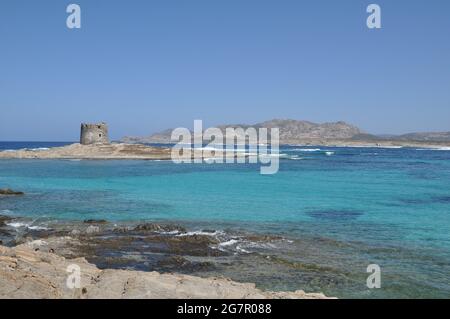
156, 255, 215, 272
244, 235, 283, 242
0, 215, 13, 227
0, 188, 24, 196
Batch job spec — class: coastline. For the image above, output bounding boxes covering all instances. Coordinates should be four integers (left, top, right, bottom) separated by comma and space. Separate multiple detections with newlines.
0, 141, 449, 161
0, 214, 331, 299
0, 143, 173, 160
0, 243, 330, 299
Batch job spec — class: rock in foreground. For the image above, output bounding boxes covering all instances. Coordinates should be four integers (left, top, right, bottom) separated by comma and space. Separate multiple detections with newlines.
0, 243, 332, 299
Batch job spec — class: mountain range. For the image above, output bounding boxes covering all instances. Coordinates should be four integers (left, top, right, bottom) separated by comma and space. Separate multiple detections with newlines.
121, 119, 450, 146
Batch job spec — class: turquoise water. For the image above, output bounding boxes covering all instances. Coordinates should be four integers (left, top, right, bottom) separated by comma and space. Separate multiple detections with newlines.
1, 144, 450, 298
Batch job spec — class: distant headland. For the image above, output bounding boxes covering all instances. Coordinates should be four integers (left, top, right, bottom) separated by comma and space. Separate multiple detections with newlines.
122, 119, 450, 148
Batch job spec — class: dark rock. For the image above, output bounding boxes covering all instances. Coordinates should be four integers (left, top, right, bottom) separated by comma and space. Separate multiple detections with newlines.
158, 255, 190, 267
244, 235, 283, 242
142, 234, 224, 257
0, 215, 13, 227
157, 255, 215, 272
133, 223, 186, 233
0, 188, 24, 196
160, 234, 220, 246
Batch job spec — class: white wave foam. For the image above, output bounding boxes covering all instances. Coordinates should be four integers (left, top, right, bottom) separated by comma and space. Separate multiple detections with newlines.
6, 222, 27, 228
381, 146, 403, 149
416, 147, 450, 151
258, 153, 287, 158
235, 245, 251, 254
28, 147, 50, 151
218, 239, 239, 247
6, 222, 48, 230
241, 241, 277, 250
156, 230, 180, 235
325, 151, 334, 156
292, 148, 321, 152
177, 230, 224, 237
28, 225, 48, 230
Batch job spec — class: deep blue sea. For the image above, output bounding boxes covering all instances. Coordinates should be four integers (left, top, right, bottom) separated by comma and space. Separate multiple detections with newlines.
1, 141, 449, 298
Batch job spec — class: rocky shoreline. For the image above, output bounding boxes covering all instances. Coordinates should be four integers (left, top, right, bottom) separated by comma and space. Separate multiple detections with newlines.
0, 243, 330, 299
0, 215, 332, 299
0, 143, 173, 160
0, 142, 247, 161
1, 141, 449, 161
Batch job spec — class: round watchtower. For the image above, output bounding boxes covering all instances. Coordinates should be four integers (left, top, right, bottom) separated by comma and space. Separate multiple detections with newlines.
80, 123, 109, 145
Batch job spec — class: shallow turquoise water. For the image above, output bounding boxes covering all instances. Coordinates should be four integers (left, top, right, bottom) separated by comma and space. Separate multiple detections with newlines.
1, 145, 450, 298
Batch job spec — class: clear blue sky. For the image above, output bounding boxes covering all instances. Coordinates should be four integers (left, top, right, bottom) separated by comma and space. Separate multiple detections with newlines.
1, 0, 449, 141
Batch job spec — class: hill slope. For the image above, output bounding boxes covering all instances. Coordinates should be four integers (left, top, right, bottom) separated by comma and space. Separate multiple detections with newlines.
121, 119, 364, 144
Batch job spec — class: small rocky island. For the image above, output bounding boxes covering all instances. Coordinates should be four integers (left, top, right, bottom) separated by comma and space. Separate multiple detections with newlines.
0, 122, 173, 160
0, 142, 173, 160
0, 189, 24, 195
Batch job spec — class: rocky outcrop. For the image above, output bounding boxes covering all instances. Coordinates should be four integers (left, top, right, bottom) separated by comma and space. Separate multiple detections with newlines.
0, 188, 24, 195
0, 142, 242, 161
0, 143, 172, 160
0, 243, 332, 299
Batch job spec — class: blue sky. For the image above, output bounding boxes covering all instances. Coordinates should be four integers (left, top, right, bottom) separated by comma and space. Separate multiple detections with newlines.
1, 0, 449, 141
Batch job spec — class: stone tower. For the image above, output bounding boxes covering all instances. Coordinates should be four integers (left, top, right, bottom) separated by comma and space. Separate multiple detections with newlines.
80, 122, 109, 145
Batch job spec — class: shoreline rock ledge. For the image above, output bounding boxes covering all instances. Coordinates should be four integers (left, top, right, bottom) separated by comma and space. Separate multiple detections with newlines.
0, 243, 332, 299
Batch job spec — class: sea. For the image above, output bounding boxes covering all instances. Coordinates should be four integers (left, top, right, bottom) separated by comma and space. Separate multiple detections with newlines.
0, 141, 449, 298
